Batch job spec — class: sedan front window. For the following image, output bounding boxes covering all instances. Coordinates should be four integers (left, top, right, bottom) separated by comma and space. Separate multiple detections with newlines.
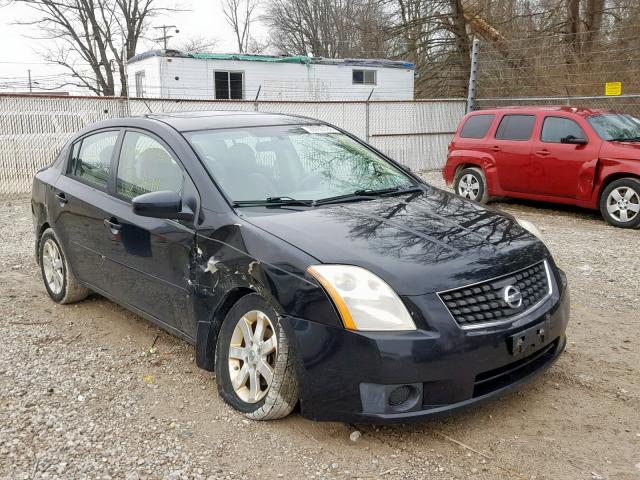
587, 113, 640, 141
185, 125, 414, 203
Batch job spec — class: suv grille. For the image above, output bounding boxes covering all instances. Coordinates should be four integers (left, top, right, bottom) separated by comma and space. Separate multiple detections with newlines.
439, 261, 551, 328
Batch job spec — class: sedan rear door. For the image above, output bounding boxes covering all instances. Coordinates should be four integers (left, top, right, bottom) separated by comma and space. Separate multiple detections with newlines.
489, 114, 536, 193
51, 129, 121, 294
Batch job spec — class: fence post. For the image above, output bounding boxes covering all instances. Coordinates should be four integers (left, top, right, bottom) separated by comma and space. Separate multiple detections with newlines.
365, 88, 374, 143
466, 38, 480, 113
254, 85, 262, 112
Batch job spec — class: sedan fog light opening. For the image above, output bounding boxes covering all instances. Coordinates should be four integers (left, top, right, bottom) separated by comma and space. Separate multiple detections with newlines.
388, 385, 414, 407
360, 382, 423, 414
307, 265, 416, 331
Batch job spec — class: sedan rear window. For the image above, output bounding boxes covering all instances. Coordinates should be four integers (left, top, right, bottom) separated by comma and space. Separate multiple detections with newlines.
495, 115, 536, 141
459, 114, 495, 138
185, 125, 414, 203
67, 131, 118, 189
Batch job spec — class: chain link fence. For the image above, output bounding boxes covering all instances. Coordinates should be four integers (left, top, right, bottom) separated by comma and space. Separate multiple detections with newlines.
0, 94, 464, 194
475, 94, 640, 116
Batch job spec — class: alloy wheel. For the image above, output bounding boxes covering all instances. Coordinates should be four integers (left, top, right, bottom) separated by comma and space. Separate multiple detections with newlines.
458, 173, 480, 200
606, 186, 640, 223
42, 239, 64, 295
228, 310, 277, 403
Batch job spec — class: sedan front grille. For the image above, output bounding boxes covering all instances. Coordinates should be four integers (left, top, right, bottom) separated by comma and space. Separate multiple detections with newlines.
438, 261, 552, 329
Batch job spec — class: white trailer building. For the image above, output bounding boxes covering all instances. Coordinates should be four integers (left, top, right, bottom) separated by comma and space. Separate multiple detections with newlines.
127, 50, 415, 101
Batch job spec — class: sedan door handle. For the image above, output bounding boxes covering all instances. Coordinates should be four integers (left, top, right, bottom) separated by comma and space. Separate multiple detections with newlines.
55, 192, 68, 205
489, 146, 501, 152
103, 218, 121, 231
535, 149, 551, 156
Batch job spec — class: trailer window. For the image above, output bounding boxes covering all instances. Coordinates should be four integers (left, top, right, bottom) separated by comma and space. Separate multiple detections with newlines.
215, 71, 244, 100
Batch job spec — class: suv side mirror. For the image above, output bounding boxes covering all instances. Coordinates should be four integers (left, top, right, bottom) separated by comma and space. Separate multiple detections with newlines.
132, 190, 194, 221
561, 135, 588, 145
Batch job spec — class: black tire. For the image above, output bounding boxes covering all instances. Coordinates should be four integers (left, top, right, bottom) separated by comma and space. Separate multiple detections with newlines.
599, 178, 640, 228
215, 293, 299, 420
454, 167, 489, 203
38, 228, 90, 304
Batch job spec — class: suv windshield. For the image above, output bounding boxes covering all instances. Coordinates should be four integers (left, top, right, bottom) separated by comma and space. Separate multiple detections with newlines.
185, 124, 415, 204
587, 113, 640, 141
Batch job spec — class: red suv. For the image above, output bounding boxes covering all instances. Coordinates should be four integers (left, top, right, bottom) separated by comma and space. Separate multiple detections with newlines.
443, 106, 640, 228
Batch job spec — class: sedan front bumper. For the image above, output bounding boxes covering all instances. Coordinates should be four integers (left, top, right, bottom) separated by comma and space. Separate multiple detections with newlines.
285, 276, 569, 424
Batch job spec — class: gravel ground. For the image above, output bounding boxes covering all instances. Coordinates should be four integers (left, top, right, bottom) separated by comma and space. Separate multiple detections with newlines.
0, 174, 638, 480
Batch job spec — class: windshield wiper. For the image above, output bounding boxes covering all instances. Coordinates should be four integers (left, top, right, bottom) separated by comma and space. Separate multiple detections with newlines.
609, 136, 640, 142
358, 185, 423, 196
314, 185, 422, 206
353, 186, 402, 196
232, 196, 314, 208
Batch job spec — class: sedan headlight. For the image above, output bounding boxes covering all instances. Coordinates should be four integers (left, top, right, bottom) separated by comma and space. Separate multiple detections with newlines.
516, 218, 544, 241
307, 265, 416, 331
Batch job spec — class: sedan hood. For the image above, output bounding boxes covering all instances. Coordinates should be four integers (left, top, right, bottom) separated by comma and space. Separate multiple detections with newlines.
600, 140, 640, 160
238, 187, 548, 295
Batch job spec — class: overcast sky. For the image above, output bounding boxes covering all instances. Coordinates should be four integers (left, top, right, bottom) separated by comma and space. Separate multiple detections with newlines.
0, 0, 268, 93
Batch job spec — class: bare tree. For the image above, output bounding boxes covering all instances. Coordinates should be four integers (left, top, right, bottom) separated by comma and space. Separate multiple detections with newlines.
263, 0, 392, 58
223, 0, 260, 53
176, 35, 219, 53
13, 0, 174, 95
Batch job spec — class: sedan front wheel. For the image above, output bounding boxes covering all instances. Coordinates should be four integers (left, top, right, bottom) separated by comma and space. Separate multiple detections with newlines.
599, 178, 640, 228
215, 293, 299, 420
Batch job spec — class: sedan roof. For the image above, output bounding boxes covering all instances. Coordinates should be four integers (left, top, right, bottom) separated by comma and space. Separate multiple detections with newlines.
147, 110, 318, 132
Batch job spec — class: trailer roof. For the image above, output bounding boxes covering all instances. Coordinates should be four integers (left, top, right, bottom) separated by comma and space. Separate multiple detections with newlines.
128, 50, 416, 70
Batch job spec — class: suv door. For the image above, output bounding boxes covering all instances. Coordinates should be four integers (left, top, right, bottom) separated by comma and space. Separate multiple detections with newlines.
52, 129, 121, 293
101, 130, 198, 336
489, 114, 536, 193
530, 116, 599, 198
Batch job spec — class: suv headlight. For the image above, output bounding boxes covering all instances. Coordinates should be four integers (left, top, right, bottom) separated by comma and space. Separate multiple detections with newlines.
307, 265, 416, 331
516, 218, 544, 241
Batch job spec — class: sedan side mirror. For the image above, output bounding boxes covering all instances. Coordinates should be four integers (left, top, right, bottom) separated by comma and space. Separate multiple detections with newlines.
561, 135, 588, 145
132, 190, 194, 222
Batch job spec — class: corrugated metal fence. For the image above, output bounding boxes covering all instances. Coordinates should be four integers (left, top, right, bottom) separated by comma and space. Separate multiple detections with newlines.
0, 94, 465, 194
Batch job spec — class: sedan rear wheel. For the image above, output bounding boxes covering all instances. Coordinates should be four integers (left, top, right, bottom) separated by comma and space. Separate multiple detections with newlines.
215, 294, 299, 420
38, 228, 89, 304
454, 167, 489, 203
600, 178, 640, 228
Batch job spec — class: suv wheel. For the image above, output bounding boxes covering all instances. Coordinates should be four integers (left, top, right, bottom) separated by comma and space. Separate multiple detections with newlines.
454, 167, 488, 203
38, 228, 90, 304
599, 178, 640, 228
215, 293, 299, 420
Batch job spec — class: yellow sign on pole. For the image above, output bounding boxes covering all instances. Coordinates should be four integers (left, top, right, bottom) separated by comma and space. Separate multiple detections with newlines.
605, 82, 622, 96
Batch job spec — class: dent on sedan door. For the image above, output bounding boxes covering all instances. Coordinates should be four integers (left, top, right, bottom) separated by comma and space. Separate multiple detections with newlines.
100, 198, 196, 337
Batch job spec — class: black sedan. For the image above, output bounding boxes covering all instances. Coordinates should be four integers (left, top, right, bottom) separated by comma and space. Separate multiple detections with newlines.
32, 111, 569, 422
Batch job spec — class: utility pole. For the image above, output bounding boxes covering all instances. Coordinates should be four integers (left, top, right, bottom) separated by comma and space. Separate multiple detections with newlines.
153, 25, 179, 50
28, 69, 33, 93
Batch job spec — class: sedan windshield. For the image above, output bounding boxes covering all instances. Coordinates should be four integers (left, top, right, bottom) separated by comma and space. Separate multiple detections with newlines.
587, 113, 640, 141
184, 124, 415, 204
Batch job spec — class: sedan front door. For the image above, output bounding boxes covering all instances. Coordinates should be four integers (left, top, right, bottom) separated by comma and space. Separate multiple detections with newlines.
530, 116, 600, 198
99, 130, 198, 337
